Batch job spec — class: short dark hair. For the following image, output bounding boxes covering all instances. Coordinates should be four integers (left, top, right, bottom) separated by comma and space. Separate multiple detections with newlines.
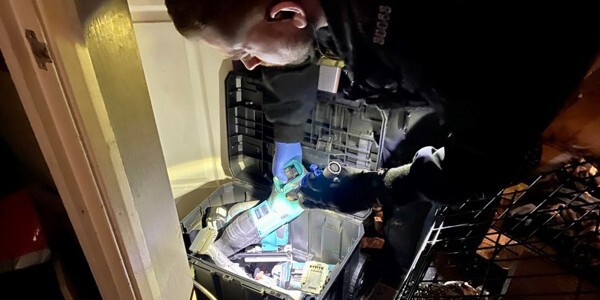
165, 0, 268, 38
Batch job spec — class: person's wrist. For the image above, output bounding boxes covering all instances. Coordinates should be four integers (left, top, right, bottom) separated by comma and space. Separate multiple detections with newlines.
276, 141, 301, 147
275, 142, 302, 158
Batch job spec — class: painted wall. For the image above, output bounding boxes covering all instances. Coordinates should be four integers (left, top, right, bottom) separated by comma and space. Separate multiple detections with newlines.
128, 0, 232, 201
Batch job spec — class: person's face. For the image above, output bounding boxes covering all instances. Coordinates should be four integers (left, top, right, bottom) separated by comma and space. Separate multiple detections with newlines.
201, 3, 314, 70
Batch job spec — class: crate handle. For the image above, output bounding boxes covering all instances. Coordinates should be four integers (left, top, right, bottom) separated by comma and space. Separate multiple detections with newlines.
221, 274, 233, 282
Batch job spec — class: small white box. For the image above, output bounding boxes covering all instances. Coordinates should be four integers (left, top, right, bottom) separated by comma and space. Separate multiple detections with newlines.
318, 65, 342, 94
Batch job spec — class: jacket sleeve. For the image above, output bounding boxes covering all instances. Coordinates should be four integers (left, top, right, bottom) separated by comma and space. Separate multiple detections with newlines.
260, 62, 319, 143
410, 68, 598, 204
408, 2, 600, 203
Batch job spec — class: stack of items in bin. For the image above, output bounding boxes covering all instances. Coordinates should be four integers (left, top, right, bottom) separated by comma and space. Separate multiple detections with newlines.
201, 202, 336, 295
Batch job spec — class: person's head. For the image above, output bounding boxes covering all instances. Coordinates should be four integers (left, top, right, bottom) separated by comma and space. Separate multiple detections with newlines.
165, 0, 324, 70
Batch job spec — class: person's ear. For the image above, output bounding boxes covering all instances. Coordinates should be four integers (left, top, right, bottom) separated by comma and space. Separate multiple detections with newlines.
269, 1, 307, 29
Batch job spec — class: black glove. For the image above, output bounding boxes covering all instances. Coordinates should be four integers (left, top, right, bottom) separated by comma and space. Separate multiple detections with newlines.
298, 146, 450, 213
298, 162, 417, 213
299, 170, 384, 213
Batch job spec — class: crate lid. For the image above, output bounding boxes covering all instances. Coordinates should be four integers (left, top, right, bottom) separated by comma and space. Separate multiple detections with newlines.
225, 71, 386, 217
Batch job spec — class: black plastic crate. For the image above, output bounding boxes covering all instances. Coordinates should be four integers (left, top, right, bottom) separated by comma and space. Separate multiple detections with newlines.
225, 72, 386, 189
183, 71, 383, 300
399, 158, 600, 299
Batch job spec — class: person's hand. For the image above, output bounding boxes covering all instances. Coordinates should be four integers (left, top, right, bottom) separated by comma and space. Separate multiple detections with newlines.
273, 142, 302, 183
297, 161, 420, 213
299, 171, 383, 213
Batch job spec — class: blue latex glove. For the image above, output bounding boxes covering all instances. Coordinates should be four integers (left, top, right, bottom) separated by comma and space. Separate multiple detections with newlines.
273, 142, 302, 183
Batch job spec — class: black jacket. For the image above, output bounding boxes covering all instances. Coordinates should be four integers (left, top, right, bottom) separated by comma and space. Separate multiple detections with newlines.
262, 1, 600, 201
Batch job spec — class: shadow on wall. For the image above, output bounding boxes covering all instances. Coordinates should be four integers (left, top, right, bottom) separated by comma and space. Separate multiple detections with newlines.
542, 56, 600, 165
0, 49, 8, 71
220, 59, 234, 178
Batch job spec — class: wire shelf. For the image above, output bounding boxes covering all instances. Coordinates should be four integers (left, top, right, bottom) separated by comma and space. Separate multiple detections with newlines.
399, 158, 600, 299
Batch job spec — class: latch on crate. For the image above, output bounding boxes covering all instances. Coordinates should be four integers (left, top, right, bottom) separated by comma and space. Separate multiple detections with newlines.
300, 261, 331, 295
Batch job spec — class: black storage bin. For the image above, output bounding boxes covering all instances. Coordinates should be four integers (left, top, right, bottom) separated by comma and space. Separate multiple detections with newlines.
181, 71, 387, 300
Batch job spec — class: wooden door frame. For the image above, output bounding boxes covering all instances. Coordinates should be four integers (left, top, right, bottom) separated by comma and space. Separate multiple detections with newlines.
0, 0, 192, 299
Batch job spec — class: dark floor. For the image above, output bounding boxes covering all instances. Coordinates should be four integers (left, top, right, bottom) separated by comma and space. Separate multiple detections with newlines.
358, 250, 404, 300
357, 237, 407, 298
